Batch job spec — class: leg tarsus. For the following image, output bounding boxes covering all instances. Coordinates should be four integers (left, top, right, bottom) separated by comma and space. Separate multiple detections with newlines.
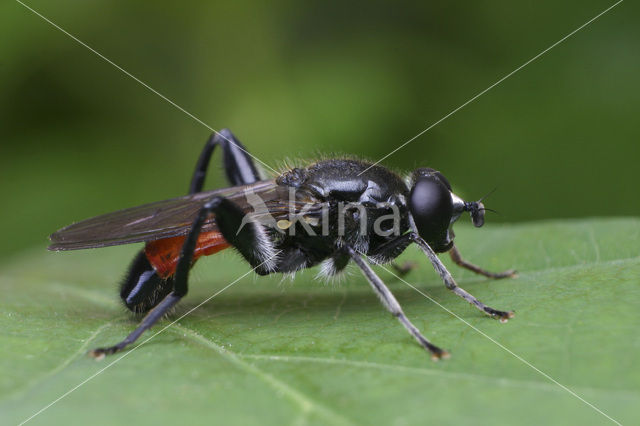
484, 306, 515, 323
449, 244, 517, 279
89, 294, 182, 358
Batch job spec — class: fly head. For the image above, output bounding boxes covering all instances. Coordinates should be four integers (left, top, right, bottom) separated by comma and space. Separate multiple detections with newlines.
408, 168, 489, 252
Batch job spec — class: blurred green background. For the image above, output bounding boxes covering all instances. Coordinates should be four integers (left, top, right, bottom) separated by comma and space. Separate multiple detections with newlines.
1, 0, 637, 256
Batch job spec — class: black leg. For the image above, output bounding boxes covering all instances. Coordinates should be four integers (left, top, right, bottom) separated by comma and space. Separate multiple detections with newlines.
189, 129, 262, 194
410, 233, 514, 321
91, 195, 277, 358
449, 244, 517, 279
367, 233, 414, 264
366, 234, 417, 277
119, 251, 174, 313
91, 196, 222, 358
187, 129, 275, 272
347, 246, 449, 360
211, 198, 278, 275
119, 129, 263, 313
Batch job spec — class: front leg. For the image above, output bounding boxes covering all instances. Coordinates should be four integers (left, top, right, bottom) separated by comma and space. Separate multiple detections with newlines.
411, 234, 514, 322
449, 244, 517, 279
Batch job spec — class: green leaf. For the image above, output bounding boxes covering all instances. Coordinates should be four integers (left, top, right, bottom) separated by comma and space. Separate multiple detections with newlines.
1, 218, 638, 425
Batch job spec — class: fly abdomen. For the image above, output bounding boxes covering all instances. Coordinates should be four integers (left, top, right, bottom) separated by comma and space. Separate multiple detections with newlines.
120, 250, 174, 313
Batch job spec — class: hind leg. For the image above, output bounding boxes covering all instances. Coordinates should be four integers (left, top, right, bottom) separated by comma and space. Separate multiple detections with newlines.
120, 129, 263, 313
93, 194, 279, 357
189, 128, 262, 192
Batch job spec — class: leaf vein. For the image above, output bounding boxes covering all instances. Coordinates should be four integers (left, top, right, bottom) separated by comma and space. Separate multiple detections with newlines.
239, 354, 640, 399
171, 324, 355, 426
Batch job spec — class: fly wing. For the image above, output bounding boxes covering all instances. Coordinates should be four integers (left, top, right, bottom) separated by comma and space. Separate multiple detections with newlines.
48, 180, 288, 250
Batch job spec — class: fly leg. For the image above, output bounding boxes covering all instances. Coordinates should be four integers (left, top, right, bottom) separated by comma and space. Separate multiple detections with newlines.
366, 233, 417, 277
411, 234, 514, 321
119, 130, 263, 314
448, 243, 517, 279
187, 130, 275, 273
189, 129, 262, 193
91, 197, 222, 358
91, 196, 277, 358
347, 246, 449, 360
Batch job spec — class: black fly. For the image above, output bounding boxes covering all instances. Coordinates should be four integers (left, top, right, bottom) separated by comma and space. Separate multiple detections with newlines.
49, 129, 516, 360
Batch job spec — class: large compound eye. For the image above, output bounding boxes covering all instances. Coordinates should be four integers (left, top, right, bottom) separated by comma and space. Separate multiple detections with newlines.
409, 176, 453, 248
411, 167, 452, 190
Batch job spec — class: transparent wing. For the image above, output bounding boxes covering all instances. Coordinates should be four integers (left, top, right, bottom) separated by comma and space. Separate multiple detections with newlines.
48, 180, 296, 250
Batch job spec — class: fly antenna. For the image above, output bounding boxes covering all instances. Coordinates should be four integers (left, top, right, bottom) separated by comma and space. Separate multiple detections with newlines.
480, 207, 501, 216
478, 186, 498, 203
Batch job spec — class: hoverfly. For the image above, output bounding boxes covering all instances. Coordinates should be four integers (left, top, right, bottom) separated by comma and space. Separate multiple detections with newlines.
49, 129, 516, 360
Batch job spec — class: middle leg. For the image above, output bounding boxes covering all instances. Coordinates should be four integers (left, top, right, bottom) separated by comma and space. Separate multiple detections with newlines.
347, 246, 449, 360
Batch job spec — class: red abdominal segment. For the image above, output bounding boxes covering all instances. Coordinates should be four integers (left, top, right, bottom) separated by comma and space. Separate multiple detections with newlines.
145, 231, 230, 278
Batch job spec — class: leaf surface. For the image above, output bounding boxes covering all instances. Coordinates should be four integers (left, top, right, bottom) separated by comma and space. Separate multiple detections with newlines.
1, 218, 638, 425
